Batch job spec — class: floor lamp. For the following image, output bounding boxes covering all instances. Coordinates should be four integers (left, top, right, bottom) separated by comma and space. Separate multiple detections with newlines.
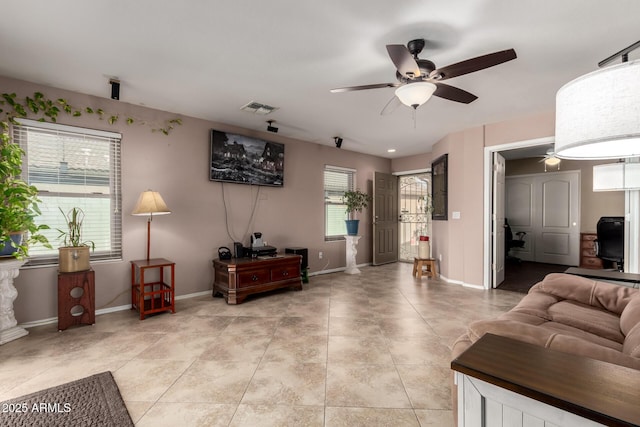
132, 190, 171, 261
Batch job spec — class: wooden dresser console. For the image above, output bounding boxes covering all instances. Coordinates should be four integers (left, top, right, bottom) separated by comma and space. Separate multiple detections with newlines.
580, 232, 603, 269
212, 254, 302, 304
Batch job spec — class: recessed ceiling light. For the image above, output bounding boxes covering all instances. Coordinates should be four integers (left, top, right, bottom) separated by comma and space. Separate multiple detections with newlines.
387, 149, 396, 153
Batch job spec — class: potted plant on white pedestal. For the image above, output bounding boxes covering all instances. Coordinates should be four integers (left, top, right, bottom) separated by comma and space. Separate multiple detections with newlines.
342, 189, 372, 236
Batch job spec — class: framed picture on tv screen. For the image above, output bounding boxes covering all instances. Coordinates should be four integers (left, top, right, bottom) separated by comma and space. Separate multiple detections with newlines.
209, 130, 284, 187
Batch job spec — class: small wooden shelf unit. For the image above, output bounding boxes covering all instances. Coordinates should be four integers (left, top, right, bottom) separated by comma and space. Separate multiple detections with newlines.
212, 255, 302, 304
57, 268, 95, 331
130, 258, 175, 320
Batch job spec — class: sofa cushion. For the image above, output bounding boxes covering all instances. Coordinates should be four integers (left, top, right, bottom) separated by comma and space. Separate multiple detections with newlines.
623, 323, 640, 358
531, 273, 637, 315
620, 293, 640, 336
547, 333, 640, 370
537, 321, 623, 351
547, 300, 625, 343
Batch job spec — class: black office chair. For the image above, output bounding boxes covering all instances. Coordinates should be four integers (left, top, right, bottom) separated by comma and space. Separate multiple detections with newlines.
505, 218, 526, 262
595, 216, 624, 271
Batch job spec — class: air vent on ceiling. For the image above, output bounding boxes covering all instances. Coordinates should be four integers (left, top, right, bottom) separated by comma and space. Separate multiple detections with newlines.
240, 101, 278, 115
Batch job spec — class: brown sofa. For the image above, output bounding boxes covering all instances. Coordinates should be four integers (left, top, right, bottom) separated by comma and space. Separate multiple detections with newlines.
452, 273, 640, 370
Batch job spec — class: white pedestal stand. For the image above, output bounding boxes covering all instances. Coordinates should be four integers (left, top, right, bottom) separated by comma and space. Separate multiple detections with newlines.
0, 259, 27, 345
344, 235, 361, 274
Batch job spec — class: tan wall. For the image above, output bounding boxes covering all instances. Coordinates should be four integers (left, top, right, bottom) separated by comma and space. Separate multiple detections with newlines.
390, 152, 432, 173
427, 111, 557, 287
506, 158, 625, 233
3, 76, 391, 324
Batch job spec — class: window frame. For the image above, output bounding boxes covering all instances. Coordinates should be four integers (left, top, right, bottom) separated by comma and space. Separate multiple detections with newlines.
14, 118, 123, 267
324, 165, 355, 241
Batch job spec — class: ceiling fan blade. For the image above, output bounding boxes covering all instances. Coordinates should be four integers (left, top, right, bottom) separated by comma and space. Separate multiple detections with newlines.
429, 49, 517, 81
330, 82, 399, 93
380, 96, 401, 116
386, 44, 421, 78
433, 83, 478, 104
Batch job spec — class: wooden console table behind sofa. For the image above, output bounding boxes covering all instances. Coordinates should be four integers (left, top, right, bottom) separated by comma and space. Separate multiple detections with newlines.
452, 333, 640, 427
212, 255, 302, 304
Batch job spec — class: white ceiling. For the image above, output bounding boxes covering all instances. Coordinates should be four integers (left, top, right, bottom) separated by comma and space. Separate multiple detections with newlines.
1, 1, 639, 159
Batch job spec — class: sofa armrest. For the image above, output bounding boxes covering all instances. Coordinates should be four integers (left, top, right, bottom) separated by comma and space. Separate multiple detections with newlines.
531, 273, 639, 315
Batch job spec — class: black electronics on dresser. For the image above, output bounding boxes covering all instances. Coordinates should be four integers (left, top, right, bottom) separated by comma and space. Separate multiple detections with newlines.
285, 247, 309, 284
233, 242, 244, 258
285, 247, 308, 270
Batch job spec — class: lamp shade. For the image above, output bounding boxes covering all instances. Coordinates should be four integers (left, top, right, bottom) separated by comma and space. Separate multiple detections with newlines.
593, 162, 640, 191
132, 191, 171, 215
395, 82, 437, 108
555, 59, 640, 159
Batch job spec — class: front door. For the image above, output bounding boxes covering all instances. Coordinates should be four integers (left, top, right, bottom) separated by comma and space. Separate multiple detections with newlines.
399, 173, 432, 261
373, 171, 398, 265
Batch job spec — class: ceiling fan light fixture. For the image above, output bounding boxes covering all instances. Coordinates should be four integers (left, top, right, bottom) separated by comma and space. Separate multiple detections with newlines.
395, 82, 437, 109
544, 157, 561, 166
555, 58, 640, 159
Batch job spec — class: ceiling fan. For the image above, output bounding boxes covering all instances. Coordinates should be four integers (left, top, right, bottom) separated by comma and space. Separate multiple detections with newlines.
330, 39, 517, 114
539, 148, 561, 171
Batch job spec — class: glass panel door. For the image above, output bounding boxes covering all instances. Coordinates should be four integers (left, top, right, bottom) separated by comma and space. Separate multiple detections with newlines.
399, 173, 432, 261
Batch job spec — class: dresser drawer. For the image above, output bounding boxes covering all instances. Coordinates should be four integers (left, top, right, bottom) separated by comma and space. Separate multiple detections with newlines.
581, 247, 597, 257
581, 256, 603, 268
237, 268, 270, 287
581, 240, 596, 249
271, 264, 300, 282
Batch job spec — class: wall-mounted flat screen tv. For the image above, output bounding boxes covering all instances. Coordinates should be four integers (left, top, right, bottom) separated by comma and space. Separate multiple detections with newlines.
209, 130, 284, 187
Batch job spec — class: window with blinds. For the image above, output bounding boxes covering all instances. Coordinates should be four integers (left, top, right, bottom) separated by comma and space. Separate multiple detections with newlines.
13, 119, 122, 266
324, 165, 354, 240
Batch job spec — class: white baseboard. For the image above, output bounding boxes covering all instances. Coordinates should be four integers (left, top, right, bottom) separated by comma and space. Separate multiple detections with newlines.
19, 290, 214, 329
309, 263, 372, 276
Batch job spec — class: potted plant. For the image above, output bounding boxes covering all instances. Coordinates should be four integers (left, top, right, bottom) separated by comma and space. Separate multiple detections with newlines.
342, 189, 372, 236
57, 207, 94, 272
0, 124, 51, 259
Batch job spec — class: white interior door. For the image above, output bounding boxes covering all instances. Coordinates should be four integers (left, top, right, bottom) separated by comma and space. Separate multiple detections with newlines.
492, 153, 506, 287
535, 173, 580, 265
505, 178, 535, 261
506, 171, 580, 266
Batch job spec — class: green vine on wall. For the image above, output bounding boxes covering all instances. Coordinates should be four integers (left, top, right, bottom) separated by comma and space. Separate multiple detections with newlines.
0, 91, 182, 135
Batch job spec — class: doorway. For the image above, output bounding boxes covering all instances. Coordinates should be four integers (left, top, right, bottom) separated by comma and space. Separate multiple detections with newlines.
484, 137, 558, 288
398, 173, 432, 262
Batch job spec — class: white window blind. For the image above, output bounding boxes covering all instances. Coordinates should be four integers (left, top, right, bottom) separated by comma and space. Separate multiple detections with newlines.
13, 119, 122, 265
324, 165, 354, 240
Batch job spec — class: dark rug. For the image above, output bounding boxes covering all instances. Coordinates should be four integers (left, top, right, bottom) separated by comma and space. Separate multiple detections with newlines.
498, 261, 570, 294
0, 371, 133, 427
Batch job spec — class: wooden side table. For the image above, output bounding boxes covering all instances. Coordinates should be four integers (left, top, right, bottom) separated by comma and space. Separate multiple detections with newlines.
413, 257, 438, 279
58, 269, 95, 331
131, 258, 175, 320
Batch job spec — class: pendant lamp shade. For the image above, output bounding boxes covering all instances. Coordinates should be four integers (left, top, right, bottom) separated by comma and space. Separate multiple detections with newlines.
555, 60, 640, 159
395, 82, 437, 108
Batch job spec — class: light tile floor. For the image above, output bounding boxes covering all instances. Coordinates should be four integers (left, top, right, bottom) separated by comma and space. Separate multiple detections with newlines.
0, 262, 523, 426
